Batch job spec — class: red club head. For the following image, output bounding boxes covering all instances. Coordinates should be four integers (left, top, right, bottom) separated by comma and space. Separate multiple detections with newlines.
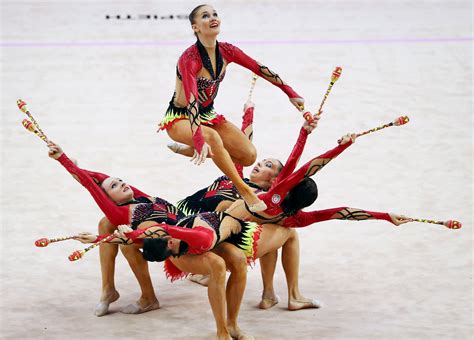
17, 99, 26, 108
17, 99, 28, 113
35, 238, 49, 247
22, 119, 35, 132
331, 67, 342, 82
68, 250, 83, 261
394, 116, 410, 126
446, 220, 462, 229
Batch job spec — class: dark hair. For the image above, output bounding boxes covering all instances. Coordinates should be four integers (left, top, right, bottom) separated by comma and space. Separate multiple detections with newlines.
142, 238, 189, 262
189, 4, 208, 25
280, 178, 318, 215
142, 238, 172, 262
275, 160, 284, 174
189, 4, 209, 38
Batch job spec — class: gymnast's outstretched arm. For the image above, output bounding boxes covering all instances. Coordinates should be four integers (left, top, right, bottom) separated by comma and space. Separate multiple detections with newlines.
220, 42, 304, 110
260, 133, 354, 215
272, 117, 319, 186
48, 141, 130, 225
281, 207, 411, 228
76, 223, 215, 252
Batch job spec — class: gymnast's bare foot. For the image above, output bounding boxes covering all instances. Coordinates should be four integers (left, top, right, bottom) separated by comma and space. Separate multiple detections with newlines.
241, 188, 267, 213
216, 329, 232, 340
258, 292, 280, 310
94, 290, 119, 317
188, 273, 210, 286
288, 296, 322, 311
228, 324, 254, 340
121, 297, 160, 314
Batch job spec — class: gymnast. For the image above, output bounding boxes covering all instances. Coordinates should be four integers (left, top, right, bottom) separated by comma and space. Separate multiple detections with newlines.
46, 142, 248, 324
158, 4, 305, 213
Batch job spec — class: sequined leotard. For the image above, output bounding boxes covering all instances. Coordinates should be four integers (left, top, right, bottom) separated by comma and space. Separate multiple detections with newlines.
158, 39, 301, 154
177, 175, 263, 216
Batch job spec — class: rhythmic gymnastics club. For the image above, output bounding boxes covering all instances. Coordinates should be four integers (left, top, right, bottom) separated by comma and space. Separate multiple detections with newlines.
247, 74, 258, 102
35, 236, 77, 247
22, 119, 50, 143
407, 218, 462, 229
17, 99, 48, 138
317, 66, 342, 114
68, 233, 116, 261
301, 66, 342, 124
356, 116, 410, 138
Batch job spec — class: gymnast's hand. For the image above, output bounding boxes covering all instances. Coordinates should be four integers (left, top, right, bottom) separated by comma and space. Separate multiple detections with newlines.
47, 141, 64, 159
191, 143, 214, 166
337, 133, 357, 145
303, 112, 320, 133
290, 97, 305, 111
243, 100, 255, 111
74, 232, 97, 244
389, 214, 411, 226
114, 224, 133, 238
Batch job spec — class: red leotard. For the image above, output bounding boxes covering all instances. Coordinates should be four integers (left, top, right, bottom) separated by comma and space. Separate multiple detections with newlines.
178, 41, 301, 153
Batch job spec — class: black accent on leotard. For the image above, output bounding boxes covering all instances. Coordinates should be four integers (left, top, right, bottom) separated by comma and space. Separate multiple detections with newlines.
176, 176, 263, 216
196, 39, 223, 80
123, 196, 185, 230
176, 211, 225, 244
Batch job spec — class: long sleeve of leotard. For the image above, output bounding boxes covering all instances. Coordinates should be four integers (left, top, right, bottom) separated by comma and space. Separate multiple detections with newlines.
278, 140, 353, 189
82, 169, 150, 198
220, 43, 301, 99
273, 127, 309, 186
122, 224, 214, 252
57, 153, 130, 225
260, 141, 353, 215
281, 207, 393, 228
234, 105, 255, 178
178, 51, 206, 154
162, 225, 215, 252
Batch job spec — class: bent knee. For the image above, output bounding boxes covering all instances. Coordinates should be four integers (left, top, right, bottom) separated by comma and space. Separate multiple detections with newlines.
119, 243, 141, 255
227, 252, 248, 273
203, 129, 223, 148
236, 144, 257, 166
288, 228, 298, 237
207, 255, 227, 278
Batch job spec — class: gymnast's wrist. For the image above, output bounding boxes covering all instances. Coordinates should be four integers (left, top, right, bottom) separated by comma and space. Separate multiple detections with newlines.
124, 229, 145, 242
280, 84, 301, 99
192, 126, 205, 154
93, 234, 108, 243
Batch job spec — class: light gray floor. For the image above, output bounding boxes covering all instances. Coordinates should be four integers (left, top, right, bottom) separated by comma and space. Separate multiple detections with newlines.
1, 1, 472, 339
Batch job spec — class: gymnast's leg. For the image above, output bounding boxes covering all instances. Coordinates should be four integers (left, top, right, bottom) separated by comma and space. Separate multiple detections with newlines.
213, 242, 252, 339
119, 244, 159, 314
95, 217, 120, 316
170, 252, 231, 340
256, 225, 321, 311
167, 120, 263, 210
258, 250, 280, 309
282, 229, 321, 310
